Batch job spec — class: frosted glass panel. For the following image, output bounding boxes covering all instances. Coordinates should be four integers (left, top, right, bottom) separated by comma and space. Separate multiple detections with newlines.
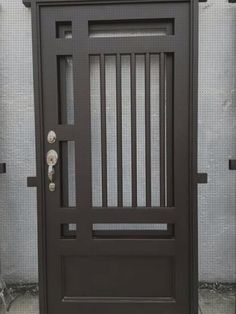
68, 141, 76, 207
136, 55, 146, 207
93, 224, 168, 231
89, 20, 172, 38
65, 57, 74, 124
121, 55, 132, 207
92, 223, 171, 238
58, 56, 74, 125
105, 56, 118, 207
60, 141, 76, 207
150, 54, 161, 206
90, 56, 102, 207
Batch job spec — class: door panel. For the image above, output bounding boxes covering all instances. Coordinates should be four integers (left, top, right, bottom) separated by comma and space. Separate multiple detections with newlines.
37, 2, 196, 314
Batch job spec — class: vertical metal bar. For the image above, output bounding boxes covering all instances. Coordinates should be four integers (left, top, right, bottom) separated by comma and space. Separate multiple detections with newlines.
131, 53, 137, 207
116, 54, 123, 207
100, 54, 108, 207
160, 53, 166, 206
145, 53, 151, 207
73, 15, 91, 241
166, 54, 174, 207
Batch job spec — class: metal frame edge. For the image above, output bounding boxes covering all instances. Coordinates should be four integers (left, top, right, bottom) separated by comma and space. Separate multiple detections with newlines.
31, 2, 48, 313
189, 0, 199, 313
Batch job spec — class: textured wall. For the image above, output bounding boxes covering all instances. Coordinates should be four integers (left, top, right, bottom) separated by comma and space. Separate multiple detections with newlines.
198, 0, 236, 282
0, 0, 235, 283
0, 1, 38, 283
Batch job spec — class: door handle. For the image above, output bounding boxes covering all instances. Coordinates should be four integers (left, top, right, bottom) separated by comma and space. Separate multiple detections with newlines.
46, 150, 58, 192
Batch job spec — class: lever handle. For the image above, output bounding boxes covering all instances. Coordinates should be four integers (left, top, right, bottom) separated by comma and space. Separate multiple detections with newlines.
48, 165, 55, 182
46, 150, 58, 192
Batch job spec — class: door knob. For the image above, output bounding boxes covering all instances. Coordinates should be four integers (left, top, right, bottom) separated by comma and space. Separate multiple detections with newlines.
46, 150, 58, 192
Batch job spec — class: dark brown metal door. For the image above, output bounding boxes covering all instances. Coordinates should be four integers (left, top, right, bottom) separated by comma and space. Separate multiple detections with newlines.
29, 0, 198, 313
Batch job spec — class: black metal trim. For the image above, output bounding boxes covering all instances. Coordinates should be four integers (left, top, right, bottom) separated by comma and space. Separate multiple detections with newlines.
190, 1, 199, 313
23, 0, 206, 7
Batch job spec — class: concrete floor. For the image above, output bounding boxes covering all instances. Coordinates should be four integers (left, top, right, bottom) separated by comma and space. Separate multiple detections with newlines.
199, 289, 235, 314
0, 290, 235, 314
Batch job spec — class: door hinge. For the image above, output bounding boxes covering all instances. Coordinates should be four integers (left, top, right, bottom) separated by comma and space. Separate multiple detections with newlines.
0, 163, 6, 174
229, 160, 236, 170
197, 173, 208, 184
27, 177, 38, 187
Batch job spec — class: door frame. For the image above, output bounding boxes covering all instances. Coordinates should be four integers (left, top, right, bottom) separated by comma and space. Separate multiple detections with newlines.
23, 0, 199, 313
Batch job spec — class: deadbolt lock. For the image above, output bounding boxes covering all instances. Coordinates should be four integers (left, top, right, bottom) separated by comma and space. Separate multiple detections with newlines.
47, 130, 56, 144
47, 150, 58, 192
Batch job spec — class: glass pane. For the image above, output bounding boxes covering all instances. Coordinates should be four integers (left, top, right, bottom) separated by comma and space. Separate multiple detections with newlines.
105, 55, 118, 207
150, 54, 161, 206
65, 31, 72, 39
58, 56, 74, 124
60, 141, 76, 207
89, 20, 173, 38
93, 223, 168, 231
136, 54, 146, 207
92, 223, 171, 238
121, 55, 132, 207
90, 56, 103, 207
